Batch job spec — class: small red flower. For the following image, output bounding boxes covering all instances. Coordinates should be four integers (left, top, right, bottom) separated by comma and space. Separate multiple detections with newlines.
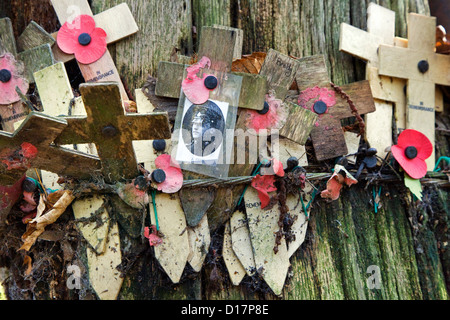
321, 165, 358, 201
153, 154, 183, 193
391, 129, 432, 179
144, 225, 163, 247
181, 56, 216, 104
298, 86, 336, 125
57, 15, 107, 65
243, 92, 288, 134
251, 158, 285, 208
0, 53, 29, 105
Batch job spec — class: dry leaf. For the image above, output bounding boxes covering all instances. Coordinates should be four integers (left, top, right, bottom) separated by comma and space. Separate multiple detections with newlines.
23, 255, 32, 276
436, 26, 450, 54
19, 190, 75, 251
231, 52, 267, 74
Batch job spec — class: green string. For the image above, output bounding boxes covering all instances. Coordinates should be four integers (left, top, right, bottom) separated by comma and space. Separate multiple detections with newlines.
237, 161, 263, 206
299, 188, 318, 218
433, 156, 450, 172
151, 189, 160, 231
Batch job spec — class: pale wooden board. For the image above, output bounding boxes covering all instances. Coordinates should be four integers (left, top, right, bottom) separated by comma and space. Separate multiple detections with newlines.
72, 195, 110, 254
86, 220, 123, 300
230, 209, 256, 277
34, 62, 74, 116
187, 214, 211, 272
150, 193, 189, 284
269, 136, 308, 167
365, 100, 393, 160
50, 0, 93, 24
366, 2, 396, 43
17, 21, 55, 52
407, 13, 436, 52
245, 188, 290, 295
0, 18, 17, 56
407, 80, 436, 170
132, 88, 171, 171
223, 221, 246, 286
0, 102, 28, 133
286, 192, 310, 258
343, 131, 361, 164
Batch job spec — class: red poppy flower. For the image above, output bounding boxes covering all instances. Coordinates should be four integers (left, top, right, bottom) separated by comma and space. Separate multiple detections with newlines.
144, 225, 163, 247
56, 15, 107, 65
243, 92, 288, 134
251, 158, 285, 208
153, 154, 183, 193
391, 129, 432, 179
0, 53, 29, 105
298, 86, 336, 125
321, 164, 358, 201
181, 56, 216, 104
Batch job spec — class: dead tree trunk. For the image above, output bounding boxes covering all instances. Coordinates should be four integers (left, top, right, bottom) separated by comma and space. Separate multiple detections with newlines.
0, 0, 448, 300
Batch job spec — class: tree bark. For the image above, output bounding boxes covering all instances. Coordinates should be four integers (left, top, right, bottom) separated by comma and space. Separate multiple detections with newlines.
1, 0, 449, 301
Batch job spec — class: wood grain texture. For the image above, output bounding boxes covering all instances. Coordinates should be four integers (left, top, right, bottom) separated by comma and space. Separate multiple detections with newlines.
0, 18, 17, 56
17, 43, 55, 83
17, 21, 55, 52
91, 0, 193, 96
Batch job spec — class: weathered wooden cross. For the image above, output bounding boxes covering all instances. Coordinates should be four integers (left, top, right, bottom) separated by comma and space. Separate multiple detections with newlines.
287, 54, 375, 161
0, 112, 101, 186
50, 0, 138, 102
53, 82, 171, 183
0, 18, 55, 132
378, 13, 450, 170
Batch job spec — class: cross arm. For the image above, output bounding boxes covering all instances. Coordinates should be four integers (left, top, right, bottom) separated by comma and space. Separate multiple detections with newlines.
117, 112, 172, 141
339, 23, 383, 64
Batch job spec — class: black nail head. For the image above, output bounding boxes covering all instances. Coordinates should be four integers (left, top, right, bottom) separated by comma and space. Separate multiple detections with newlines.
0, 69, 12, 83
102, 125, 118, 137
204, 75, 218, 90
366, 147, 377, 157
286, 157, 299, 170
417, 60, 429, 73
405, 146, 418, 159
151, 169, 166, 183
22, 177, 37, 193
152, 139, 166, 151
134, 175, 148, 191
78, 33, 92, 46
363, 156, 378, 169
313, 100, 327, 114
258, 101, 270, 115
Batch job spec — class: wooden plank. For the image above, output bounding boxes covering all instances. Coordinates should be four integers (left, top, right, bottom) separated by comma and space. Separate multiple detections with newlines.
279, 101, 318, 145
365, 100, 393, 160
230, 209, 256, 277
245, 187, 290, 296
366, 2, 396, 43
187, 214, 211, 272
269, 136, 308, 167
17, 44, 55, 83
50, 0, 93, 24
155, 61, 186, 99
0, 18, 17, 56
0, 112, 101, 185
0, 102, 28, 133
150, 193, 189, 284
259, 49, 299, 99
72, 195, 110, 254
343, 131, 361, 164
223, 221, 246, 286
212, 24, 243, 60
86, 220, 123, 300
198, 26, 237, 72
17, 21, 55, 52
286, 192, 309, 258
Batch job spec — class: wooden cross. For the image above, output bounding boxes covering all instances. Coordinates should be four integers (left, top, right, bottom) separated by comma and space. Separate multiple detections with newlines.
290, 55, 375, 161
378, 13, 450, 170
50, 0, 139, 102
155, 25, 267, 111
53, 82, 171, 183
0, 112, 101, 185
339, 3, 404, 158
0, 18, 55, 132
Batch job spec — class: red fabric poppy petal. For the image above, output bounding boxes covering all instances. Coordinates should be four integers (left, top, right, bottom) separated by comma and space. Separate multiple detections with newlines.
57, 15, 96, 53
155, 154, 183, 193
244, 94, 288, 134
392, 144, 427, 179
396, 130, 432, 161
74, 28, 107, 64
0, 54, 29, 105
181, 56, 212, 104
320, 176, 343, 201
251, 174, 277, 209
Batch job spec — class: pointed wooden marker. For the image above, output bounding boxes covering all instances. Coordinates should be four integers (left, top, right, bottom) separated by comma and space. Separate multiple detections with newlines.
187, 214, 211, 272
378, 13, 450, 170
230, 209, 256, 277
150, 192, 189, 284
223, 221, 246, 286
244, 187, 290, 296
